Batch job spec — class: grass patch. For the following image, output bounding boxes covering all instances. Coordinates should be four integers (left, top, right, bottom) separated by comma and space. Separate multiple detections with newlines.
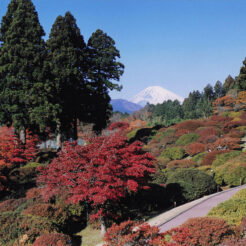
77, 225, 102, 246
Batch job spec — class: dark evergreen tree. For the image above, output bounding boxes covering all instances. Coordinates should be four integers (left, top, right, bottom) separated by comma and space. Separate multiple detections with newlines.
46, 12, 87, 146
214, 81, 225, 98
86, 29, 124, 132
0, 0, 48, 142
0, 0, 18, 44
182, 90, 202, 119
223, 75, 236, 93
236, 58, 246, 90
153, 100, 183, 125
203, 84, 215, 101
196, 98, 212, 118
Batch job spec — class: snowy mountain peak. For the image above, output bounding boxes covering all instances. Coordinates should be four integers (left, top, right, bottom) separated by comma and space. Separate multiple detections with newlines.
130, 86, 184, 106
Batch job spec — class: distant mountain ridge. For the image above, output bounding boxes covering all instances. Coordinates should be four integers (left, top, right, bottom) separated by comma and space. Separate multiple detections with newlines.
130, 86, 184, 106
111, 99, 142, 114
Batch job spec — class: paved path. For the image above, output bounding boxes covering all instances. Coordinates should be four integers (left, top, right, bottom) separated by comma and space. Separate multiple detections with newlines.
148, 185, 246, 233
96, 185, 246, 245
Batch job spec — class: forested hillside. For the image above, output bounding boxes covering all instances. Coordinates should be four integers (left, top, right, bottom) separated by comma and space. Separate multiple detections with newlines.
1, 0, 246, 245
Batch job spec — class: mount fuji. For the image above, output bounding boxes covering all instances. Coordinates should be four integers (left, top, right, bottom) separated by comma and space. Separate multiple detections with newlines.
130, 86, 184, 106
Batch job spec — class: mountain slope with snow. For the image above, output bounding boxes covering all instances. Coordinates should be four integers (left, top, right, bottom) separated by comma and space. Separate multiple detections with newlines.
130, 86, 184, 106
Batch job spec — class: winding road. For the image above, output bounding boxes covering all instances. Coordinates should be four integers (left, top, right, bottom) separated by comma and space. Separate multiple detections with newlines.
147, 185, 246, 233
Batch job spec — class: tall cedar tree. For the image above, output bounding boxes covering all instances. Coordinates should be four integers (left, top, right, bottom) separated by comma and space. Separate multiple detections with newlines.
223, 75, 236, 93
38, 131, 155, 234
86, 29, 124, 132
236, 58, 246, 90
0, 0, 48, 141
214, 81, 225, 98
46, 12, 88, 146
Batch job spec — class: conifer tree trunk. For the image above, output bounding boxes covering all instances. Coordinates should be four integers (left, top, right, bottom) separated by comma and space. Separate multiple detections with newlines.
100, 216, 106, 236
56, 123, 62, 150
19, 129, 26, 144
73, 118, 78, 141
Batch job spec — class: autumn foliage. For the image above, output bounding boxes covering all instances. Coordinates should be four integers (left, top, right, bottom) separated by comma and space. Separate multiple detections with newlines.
213, 137, 241, 150
213, 96, 236, 114
236, 91, 246, 110
0, 127, 38, 168
32, 233, 71, 246
103, 220, 191, 246
38, 131, 155, 219
185, 143, 206, 156
201, 150, 230, 166
195, 127, 220, 137
107, 121, 129, 131
222, 120, 246, 133
0, 127, 38, 195
167, 159, 197, 169
180, 217, 234, 246
175, 120, 203, 132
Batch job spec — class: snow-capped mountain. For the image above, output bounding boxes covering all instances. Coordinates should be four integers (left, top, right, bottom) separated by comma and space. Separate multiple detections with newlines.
130, 86, 184, 106
111, 99, 142, 114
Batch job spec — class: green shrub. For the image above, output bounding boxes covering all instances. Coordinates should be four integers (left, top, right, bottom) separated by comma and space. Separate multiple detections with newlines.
152, 128, 176, 143
160, 147, 186, 160
208, 198, 246, 226
224, 166, 246, 186
192, 152, 207, 165
152, 169, 168, 185
176, 133, 199, 146
222, 111, 242, 119
232, 188, 246, 200
166, 168, 217, 202
126, 128, 139, 140
212, 151, 241, 168
214, 154, 246, 186
237, 126, 246, 132
22, 162, 43, 169
198, 165, 212, 175
156, 157, 170, 169
161, 128, 176, 138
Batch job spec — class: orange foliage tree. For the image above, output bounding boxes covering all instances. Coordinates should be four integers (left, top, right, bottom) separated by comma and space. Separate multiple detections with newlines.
167, 159, 197, 169
213, 96, 236, 114
222, 120, 246, 133
213, 137, 241, 150
201, 150, 230, 166
185, 143, 206, 156
180, 217, 234, 246
236, 91, 246, 110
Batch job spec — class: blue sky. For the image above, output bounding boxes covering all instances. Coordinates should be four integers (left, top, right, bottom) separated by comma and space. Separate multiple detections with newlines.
1, 0, 246, 100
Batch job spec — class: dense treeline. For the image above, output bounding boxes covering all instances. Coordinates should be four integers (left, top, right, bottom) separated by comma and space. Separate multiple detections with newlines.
0, 0, 124, 148
132, 71, 246, 126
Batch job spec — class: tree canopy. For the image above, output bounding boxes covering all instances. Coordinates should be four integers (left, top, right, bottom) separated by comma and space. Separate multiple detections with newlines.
86, 29, 124, 132
45, 12, 88, 140
0, 0, 47, 136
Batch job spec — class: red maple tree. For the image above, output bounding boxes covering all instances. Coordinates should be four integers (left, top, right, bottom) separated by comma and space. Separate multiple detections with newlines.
0, 127, 38, 168
0, 127, 39, 194
38, 131, 155, 229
